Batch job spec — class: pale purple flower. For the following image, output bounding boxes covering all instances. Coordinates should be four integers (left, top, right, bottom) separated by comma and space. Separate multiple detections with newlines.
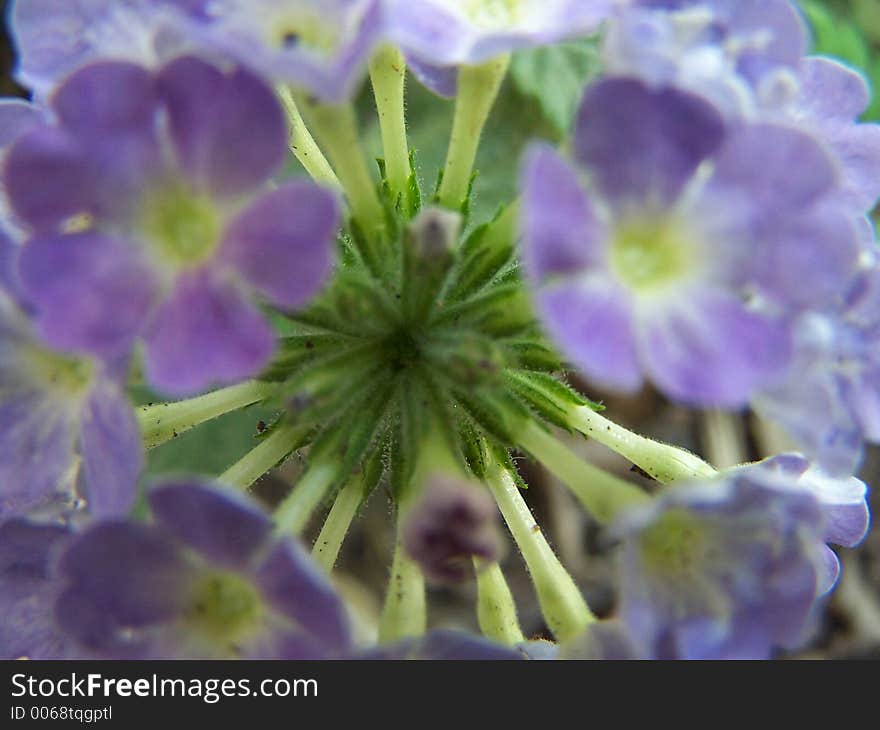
9, 0, 202, 98
4, 56, 340, 396
603, 2, 880, 216
403, 475, 504, 584
603, 0, 808, 117
175, 0, 383, 103
613, 457, 867, 660
520, 78, 859, 407
0, 233, 142, 520
54, 480, 352, 659
754, 265, 880, 476
390, 0, 615, 97
787, 57, 880, 214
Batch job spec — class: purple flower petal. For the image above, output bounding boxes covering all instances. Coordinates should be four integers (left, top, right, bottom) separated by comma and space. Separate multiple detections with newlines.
57, 521, 194, 648
641, 289, 792, 407
728, 0, 808, 82
824, 122, 880, 213
156, 55, 286, 199
707, 123, 838, 218
757, 204, 861, 310
798, 57, 870, 123
537, 277, 643, 393
414, 629, 524, 660
4, 125, 95, 230
10, 0, 199, 98
78, 382, 143, 518
148, 481, 273, 570
51, 61, 159, 139
573, 78, 725, 207
0, 519, 79, 659
190, 0, 383, 104
18, 231, 157, 358
406, 56, 457, 98
0, 391, 78, 518
520, 144, 605, 283
218, 182, 339, 310
143, 270, 275, 396
816, 546, 841, 596
255, 539, 351, 652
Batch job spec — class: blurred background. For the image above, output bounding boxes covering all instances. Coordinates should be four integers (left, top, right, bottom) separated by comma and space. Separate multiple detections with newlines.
2, 0, 879, 658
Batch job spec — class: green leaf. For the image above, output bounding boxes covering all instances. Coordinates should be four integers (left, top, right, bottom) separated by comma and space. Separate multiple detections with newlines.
510, 38, 601, 137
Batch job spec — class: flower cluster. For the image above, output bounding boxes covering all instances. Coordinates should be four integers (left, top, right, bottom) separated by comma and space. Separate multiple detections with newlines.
0, 0, 875, 661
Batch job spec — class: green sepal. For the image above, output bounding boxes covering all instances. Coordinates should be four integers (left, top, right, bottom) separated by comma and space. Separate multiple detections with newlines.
360, 436, 387, 500
308, 381, 395, 494
503, 369, 591, 431
450, 388, 530, 445
456, 416, 490, 479
444, 207, 516, 303
431, 281, 533, 336
504, 338, 565, 372
259, 333, 352, 382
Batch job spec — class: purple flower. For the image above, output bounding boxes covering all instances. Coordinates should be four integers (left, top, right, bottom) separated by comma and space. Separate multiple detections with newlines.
603, 2, 880, 216
402, 475, 504, 584
389, 0, 615, 97
603, 0, 808, 117
9, 0, 201, 98
0, 519, 82, 659
176, 0, 384, 103
0, 234, 142, 520
788, 57, 880, 215
754, 265, 880, 476
389, 0, 614, 67
613, 457, 864, 660
520, 78, 858, 407
54, 480, 352, 659
4, 56, 340, 396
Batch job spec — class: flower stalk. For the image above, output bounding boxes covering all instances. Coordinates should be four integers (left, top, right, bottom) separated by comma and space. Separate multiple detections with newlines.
218, 422, 301, 490
437, 55, 510, 211
486, 464, 594, 642
516, 421, 650, 524
475, 559, 525, 646
312, 477, 363, 571
277, 85, 342, 191
137, 380, 276, 450
369, 45, 412, 206
274, 460, 340, 535
565, 403, 718, 483
297, 97, 386, 249
378, 527, 428, 643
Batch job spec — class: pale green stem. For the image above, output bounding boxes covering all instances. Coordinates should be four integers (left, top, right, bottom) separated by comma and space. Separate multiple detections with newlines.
275, 461, 340, 536
298, 98, 385, 242
517, 421, 650, 525
369, 45, 411, 204
486, 465, 593, 641
566, 403, 718, 483
276, 85, 342, 190
218, 422, 301, 490
312, 478, 362, 571
138, 380, 275, 450
701, 409, 746, 469
475, 559, 525, 646
378, 522, 427, 643
437, 55, 510, 210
